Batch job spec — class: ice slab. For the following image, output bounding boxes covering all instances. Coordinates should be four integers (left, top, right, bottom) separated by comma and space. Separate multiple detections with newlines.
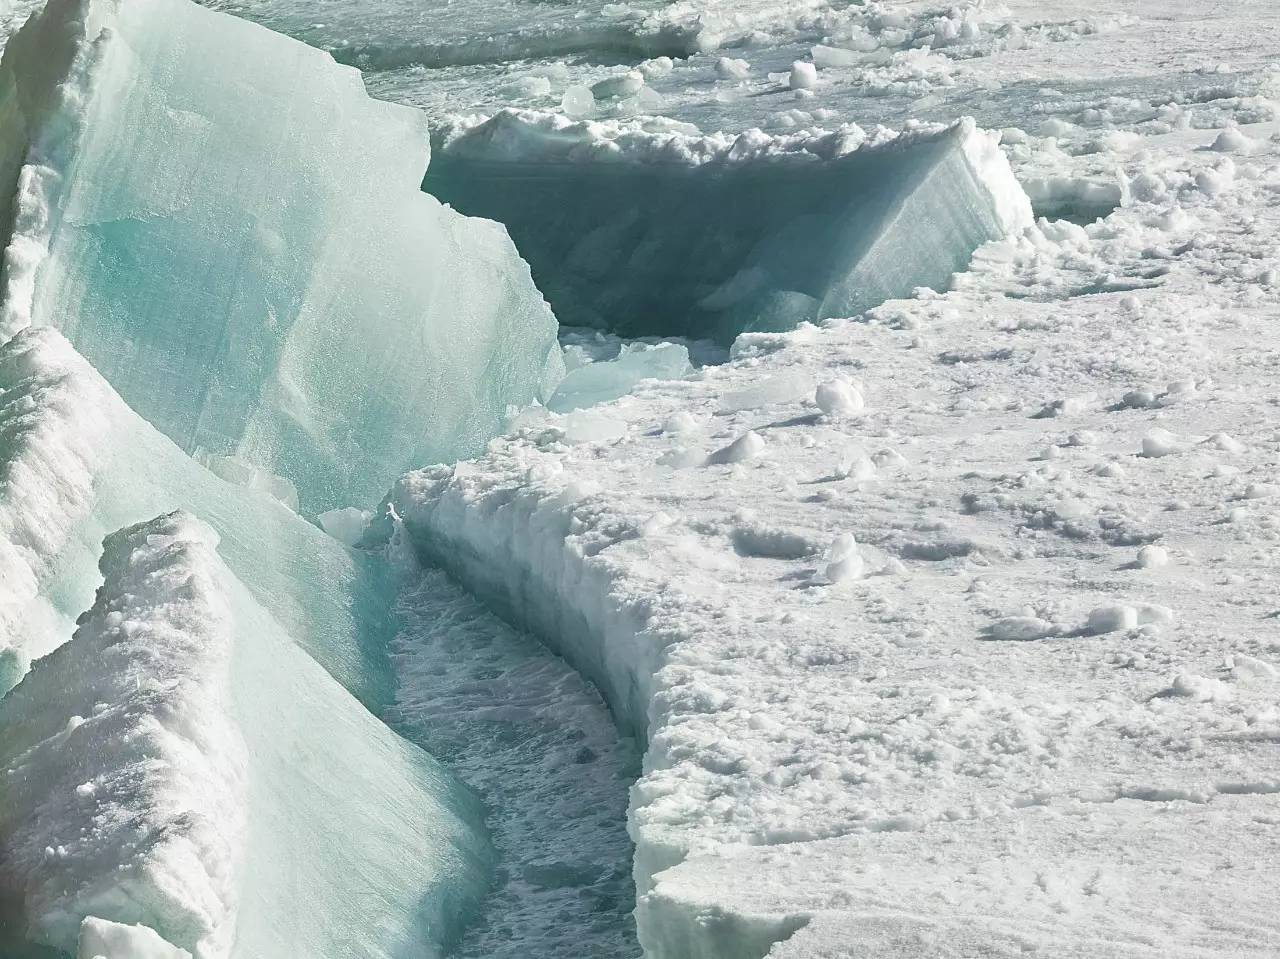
0, 511, 490, 958
0, 0, 563, 514
426, 111, 1032, 343
0, 327, 395, 706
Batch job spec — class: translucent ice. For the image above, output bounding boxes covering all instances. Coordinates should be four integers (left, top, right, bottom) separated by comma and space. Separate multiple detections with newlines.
426, 112, 1033, 342
0, 512, 490, 959
0, 328, 395, 706
0, 0, 563, 513
549, 342, 691, 412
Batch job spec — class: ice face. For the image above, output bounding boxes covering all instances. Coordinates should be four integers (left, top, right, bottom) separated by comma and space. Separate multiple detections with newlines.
0, 511, 490, 959
425, 112, 1032, 343
0, 0, 564, 515
0, 328, 396, 707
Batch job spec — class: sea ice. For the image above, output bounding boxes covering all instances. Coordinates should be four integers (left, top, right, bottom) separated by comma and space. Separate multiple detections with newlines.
425, 111, 1032, 341
0, 512, 490, 959
0, 328, 396, 706
0, 0, 563, 513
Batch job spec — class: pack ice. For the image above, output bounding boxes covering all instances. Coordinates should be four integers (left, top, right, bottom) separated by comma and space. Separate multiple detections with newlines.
0, 511, 489, 958
426, 111, 1032, 341
0, 0, 563, 514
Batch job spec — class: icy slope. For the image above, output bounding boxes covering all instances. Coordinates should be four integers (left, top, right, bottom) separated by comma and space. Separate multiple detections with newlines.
386, 117, 1280, 957
0, 328, 395, 705
426, 112, 1031, 341
0, 0, 563, 514
0, 511, 489, 958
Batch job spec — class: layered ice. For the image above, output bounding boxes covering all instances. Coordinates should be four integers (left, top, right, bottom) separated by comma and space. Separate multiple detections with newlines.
0, 0, 563, 514
0, 327, 395, 706
0, 511, 490, 958
426, 111, 1033, 342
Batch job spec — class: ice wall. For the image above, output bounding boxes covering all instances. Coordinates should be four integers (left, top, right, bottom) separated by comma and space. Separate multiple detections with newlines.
0, 327, 395, 706
426, 111, 1033, 343
0, 511, 490, 958
0, 0, 563, 514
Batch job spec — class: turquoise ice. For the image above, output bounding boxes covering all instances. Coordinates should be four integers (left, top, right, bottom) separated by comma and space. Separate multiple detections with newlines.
0, 0, 563, 515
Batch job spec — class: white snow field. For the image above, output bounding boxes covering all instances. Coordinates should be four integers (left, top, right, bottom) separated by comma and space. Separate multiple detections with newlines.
0, 0, 563, 514
1, 0, 1280, 956
0, 511, 490, 958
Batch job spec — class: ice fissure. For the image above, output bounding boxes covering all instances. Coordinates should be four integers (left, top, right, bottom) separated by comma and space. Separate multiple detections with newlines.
0, 0, 642, 955
0, 0, 1046, 953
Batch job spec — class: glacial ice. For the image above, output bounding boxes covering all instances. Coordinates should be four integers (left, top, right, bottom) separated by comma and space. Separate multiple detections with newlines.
0, 0, 563, 514
426, 111, 1033, 342
0, 328, 396, 706
0, 511, 490, 959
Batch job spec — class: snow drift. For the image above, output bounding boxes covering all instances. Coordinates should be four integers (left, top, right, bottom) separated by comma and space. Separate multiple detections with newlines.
0, 511, 490, 958
426, 111, 1033, 342
0, 0, 563, 514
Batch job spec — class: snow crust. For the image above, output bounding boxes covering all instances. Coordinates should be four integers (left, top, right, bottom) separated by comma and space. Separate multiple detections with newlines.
0, 0, 563, 513
0, 510, 490, 958
426, 111, 1031, 341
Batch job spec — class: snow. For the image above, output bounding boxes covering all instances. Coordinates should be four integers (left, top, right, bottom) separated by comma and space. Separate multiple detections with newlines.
0, 511, 490, 958
426, 113, 1031, 341
0, 0, 562, 514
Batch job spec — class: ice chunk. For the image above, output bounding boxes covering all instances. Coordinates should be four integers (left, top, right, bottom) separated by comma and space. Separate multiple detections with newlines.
0, 0, 563, 513
549, 341, 691, 412
426, 112, 1033, 342
0, 328, 395, 706
77, 918, 193, 959
0, 512, 489, 959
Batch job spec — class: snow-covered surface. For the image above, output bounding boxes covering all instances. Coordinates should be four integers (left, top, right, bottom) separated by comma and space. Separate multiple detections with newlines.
386, 111, 1280, 959
426, 114, 1031, 341
2, 0, 1280, 955
0, 511, 490, 958
0, 0, 562, 514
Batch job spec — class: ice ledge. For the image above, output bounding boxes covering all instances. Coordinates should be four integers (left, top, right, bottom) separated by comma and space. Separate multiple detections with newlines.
0, 0, 563, 513
425, 111, 1032, 342
0, 510, 490, 957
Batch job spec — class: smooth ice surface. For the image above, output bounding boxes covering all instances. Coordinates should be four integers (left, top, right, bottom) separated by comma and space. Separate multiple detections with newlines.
549, 342, 692, 413
0, 0, 563, 513
0, 328, 395, 706
0, 511, 490, 959
426, 111, 1031, 341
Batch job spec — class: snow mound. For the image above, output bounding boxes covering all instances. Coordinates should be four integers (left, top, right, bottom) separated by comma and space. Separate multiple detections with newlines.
0, 327, 396, 706
0, 511, 490, 958
426, 111, 1032, 341
0, 0, 563, 513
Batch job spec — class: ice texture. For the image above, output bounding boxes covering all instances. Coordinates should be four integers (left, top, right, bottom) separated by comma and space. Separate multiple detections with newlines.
425, 111, 1033, 342
0, 0, 563, 514
0, 511, 490, 958
0, 327, 395, 706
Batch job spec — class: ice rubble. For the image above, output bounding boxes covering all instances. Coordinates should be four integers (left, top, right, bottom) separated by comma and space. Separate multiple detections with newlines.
0, 511, 489, 959
0, 0, 563, 514
425, 110, 1032, 341
0, 328, 396, 706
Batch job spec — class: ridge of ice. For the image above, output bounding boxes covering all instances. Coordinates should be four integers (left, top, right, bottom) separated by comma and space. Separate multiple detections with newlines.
0, 0, 564, 514
0, 510, 490, 958
0, 327, 396, 706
